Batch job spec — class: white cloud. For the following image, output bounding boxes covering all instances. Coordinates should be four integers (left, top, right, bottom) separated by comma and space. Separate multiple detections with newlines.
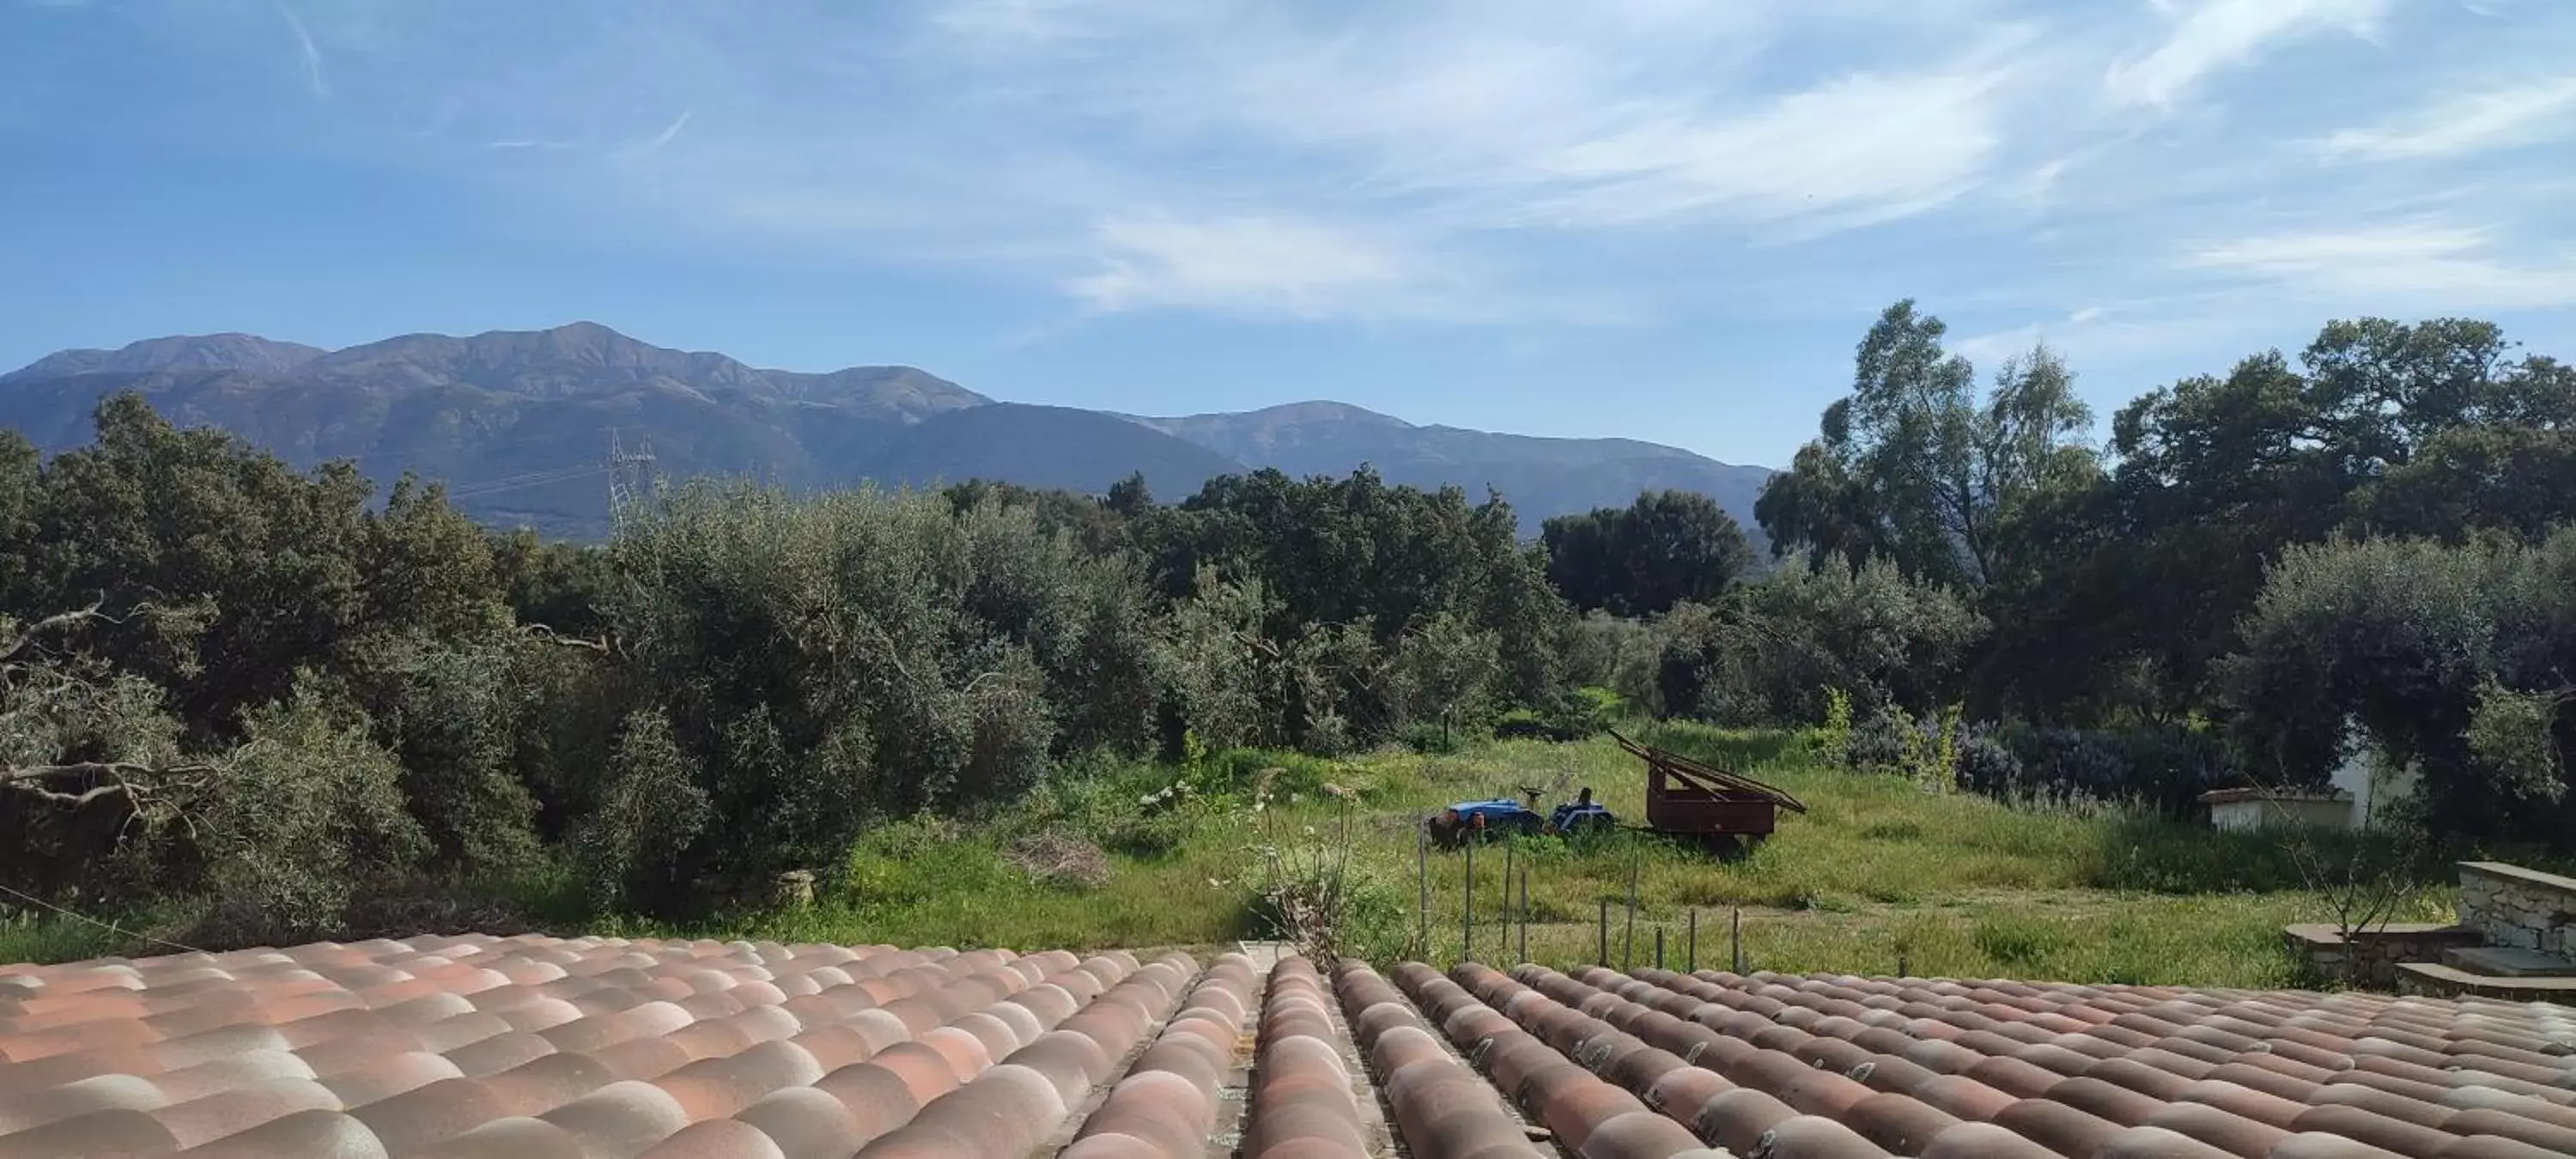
41, 0, 2576, 343
2321, 75, 2576, 160
620, 110, 693, 158
1066, 215, 1424, 320
2105, 0, 2385, 106
1503, 66, 2011, 232
1953, 301, 2292, 385
896, 0, 2037, 234
1060, 212, 1634, 325
926, 0, 1178, 44
272, 0, 328, 98
2191, 223, 2576, 310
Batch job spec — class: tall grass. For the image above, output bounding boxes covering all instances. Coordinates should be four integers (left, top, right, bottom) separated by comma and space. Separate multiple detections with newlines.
3, 724, 2454, 989
592, 723, 2445, 988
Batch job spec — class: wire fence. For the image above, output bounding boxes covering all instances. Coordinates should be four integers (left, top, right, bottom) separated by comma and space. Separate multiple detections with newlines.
1406, 824, 1759, 976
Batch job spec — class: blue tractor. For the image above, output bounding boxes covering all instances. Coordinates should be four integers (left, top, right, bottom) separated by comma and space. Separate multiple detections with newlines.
1425, 786, 1617, 847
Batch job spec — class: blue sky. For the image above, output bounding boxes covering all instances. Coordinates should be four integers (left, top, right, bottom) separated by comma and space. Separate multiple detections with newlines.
4, 0, 2573, 469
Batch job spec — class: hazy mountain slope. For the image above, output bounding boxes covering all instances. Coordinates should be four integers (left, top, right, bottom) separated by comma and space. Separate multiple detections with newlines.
2, 324, 1777, 541
2, 333, 328, 382
866, 404, 1246, 497
0, 325, 993, 539
1136, 403, 1777, 539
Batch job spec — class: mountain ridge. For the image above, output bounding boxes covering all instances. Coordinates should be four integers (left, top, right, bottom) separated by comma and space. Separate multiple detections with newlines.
0, 323, 1777, 542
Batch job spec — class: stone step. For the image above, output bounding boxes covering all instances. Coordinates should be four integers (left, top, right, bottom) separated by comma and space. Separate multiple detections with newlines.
2396, 960, 2576, 1002
2442, 944, 2576, 978
2283, 921, 2474, 947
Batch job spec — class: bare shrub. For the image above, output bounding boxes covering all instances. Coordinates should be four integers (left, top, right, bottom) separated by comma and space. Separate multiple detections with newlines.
1006, 831, 1111, 890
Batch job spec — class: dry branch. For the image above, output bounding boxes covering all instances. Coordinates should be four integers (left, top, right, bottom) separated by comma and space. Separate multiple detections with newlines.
0, 600, 110, 666
522, 623, 618, 657
0, 761, 216, 810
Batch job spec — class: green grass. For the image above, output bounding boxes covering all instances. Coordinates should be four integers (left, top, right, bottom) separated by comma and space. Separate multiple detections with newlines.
602, 722, 2454, 990
0, 899, 210, 967
0, 722, 2462, 990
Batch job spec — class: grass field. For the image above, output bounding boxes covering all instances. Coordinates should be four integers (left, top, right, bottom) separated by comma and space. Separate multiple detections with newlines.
617, 722, 2454, 990
0, 723, 2461, 987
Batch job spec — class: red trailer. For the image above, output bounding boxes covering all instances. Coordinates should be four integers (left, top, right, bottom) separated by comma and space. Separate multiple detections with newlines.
1611, 729, 1807, 847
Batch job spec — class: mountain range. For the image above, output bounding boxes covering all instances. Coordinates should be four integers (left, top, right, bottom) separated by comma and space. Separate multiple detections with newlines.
0, 322, 1777, 541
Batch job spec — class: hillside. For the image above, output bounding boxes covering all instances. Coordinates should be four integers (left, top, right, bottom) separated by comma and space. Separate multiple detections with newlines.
872, 404, 1246, 496
1136, 402, 1778, 542
0, 323, 1777, 539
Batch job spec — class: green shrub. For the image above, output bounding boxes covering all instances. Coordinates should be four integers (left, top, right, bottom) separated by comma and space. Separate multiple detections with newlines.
569, 709, 710, 912
1403, 722, 1464, 754
195, 677, 432, 947
843, 817, 1019, 908
1552, 685, 1625, 737
1187, 747, 1352, 804
1971, 913, 2061, 968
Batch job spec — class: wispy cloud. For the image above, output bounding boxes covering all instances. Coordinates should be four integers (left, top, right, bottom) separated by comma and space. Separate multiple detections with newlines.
621, 110, 693, 158
271, 0, 327, 99
2192, 222, 2576, 310
1066, 214, 1432, 321
2105, 0, 2385, 106
920, 3, 2034, 238
1497, 64, 2015, 234
1062, 211, 1641, 325
19, 0, 2575, 355
2321, 76, 2576, 160
1954, 300, 2271, 372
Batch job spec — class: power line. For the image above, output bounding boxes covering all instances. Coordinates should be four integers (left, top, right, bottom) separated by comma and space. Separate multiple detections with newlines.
445, 464, 609, 500
0, 880, 209, 958
606, 429, 660, 532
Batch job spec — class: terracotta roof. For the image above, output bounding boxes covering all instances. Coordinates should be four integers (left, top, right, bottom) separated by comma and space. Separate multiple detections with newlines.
3, 935, 2573, 1157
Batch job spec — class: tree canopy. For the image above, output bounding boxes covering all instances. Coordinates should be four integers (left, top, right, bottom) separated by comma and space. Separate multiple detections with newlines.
8, 297, 2574, 946
1753, 304, 2576, 839
1543, 489, 1757, 617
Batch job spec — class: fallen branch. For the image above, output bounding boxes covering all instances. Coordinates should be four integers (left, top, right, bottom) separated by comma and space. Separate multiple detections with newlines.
0, 600, 110, 666
522, 623, 617, 657
0, 762, 216, 810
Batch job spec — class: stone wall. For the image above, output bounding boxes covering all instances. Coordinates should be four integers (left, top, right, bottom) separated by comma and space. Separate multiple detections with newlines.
2283, 922, 2482, 989
2457, 861, 2576, 957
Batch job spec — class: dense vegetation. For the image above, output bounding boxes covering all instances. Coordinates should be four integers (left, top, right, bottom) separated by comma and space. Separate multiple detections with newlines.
2, 303, 2570, 956
620, 725, 2378, 989
1752, 307, 2576, 843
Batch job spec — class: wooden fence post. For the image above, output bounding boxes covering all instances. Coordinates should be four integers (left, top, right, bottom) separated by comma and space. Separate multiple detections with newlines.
1518, 871, 1529, 965
1622, 849, 1639, 971
1415, 825, 1429, 960
1462, 835, 1474, 964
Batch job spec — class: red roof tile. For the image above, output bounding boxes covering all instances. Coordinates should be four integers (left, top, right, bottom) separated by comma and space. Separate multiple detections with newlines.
6, 936, 2576, 1156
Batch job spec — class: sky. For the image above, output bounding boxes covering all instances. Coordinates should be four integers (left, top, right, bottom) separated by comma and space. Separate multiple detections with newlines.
4, 0, 2573, 469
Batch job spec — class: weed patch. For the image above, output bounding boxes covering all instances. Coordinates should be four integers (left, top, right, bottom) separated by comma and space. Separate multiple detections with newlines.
0, 725, 2418, 991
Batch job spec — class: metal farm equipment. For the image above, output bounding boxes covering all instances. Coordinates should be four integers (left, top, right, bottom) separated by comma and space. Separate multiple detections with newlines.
1424, 786, 1617, 849
1611, 728, 1807, 851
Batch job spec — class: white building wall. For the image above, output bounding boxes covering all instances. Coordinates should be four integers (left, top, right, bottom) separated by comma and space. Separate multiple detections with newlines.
2329, 725, 2421, 831
2211, 797, 2353, 832
2210, 800, 2268, 833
